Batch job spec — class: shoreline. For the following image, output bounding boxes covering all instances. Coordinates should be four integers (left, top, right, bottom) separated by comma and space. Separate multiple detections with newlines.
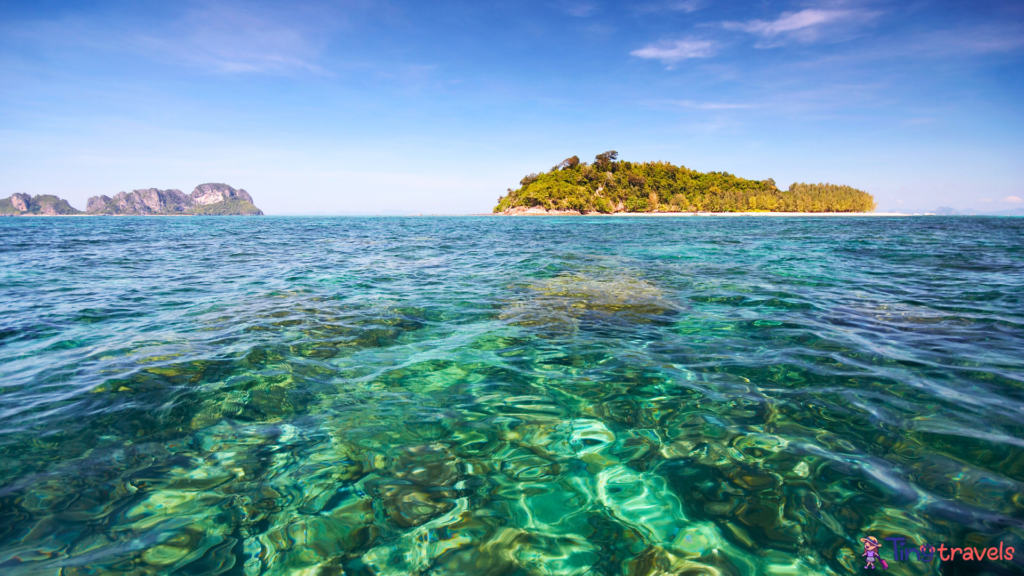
491, 210, 909, 217
2, 213, 236, 218
2, 211, 920, 218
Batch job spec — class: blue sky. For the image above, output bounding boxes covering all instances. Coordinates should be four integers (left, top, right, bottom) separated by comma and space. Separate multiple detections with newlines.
1, 0, 1021, 214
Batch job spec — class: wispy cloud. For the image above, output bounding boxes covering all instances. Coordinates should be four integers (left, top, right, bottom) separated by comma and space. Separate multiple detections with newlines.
3, 1, 343, 76
631, 39, 715, 66
133, 2, 340, 75
645, 80, 889, 119
666, 100, 759, 110
563, 3, 597, 17
911, 23, 1024, 56
723, 8, 880, 47
1004, 195, 1023, 203
636, 1, 703, 13
901, 117, 935, 126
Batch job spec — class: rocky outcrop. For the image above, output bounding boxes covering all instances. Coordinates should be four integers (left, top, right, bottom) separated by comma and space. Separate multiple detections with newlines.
86, 196, 109, 213
190, 183, 254, 206
86, 183, 262, 215
87, 188, 193, 215
502, 206, 583, 216
3, 184, 262, 216
1, 194, 81, 215
10, 193, 30, 212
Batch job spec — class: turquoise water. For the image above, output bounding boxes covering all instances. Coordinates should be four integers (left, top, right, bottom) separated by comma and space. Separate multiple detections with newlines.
1, 216, 1023, 575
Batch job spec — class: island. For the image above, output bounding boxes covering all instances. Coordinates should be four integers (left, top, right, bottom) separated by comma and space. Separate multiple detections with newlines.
0, 193, 81, 216
494, 152, 876, 214
1, 183, 263, 216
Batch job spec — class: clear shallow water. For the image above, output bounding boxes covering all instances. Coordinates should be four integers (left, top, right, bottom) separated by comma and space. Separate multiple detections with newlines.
1, 216, 1023, 575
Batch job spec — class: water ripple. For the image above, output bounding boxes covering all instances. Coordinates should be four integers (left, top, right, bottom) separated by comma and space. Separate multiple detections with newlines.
1, 215, 1023, 575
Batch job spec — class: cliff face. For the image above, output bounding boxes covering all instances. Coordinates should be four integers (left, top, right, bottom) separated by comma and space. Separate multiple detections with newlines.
11, 193, 30, 212
190, 183, 255, 206
86, 189, 193, 215
2, 184, 263, 216
86, 183, 263, 215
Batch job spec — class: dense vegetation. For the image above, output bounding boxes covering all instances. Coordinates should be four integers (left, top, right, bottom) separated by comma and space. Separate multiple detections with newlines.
0, 194, 81, 215
190, 199, 263, 215
494, 152, 876, 213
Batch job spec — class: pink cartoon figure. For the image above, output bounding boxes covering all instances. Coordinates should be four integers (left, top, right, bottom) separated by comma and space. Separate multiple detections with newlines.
860, 536, 888, 569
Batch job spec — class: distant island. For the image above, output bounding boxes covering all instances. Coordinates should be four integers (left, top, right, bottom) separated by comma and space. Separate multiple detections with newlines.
495, 152, 876, 214
931, 206, 1024, 217
0, 183, 263, 216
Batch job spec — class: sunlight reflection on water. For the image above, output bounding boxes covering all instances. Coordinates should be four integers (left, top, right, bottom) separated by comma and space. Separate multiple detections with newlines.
1, 215, 1023, 575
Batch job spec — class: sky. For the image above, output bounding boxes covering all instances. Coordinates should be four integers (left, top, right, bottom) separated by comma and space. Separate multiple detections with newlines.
1, 0, 1022, 214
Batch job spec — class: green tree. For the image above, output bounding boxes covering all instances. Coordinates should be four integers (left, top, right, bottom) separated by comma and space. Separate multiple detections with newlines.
594, 151, 619, 171
556, 155, 581, 170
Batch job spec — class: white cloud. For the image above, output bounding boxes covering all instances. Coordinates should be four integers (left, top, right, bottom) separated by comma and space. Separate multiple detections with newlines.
723, 8, 879, 47
725, 9, 845, 36
636, 0, 703, 13
1004, 196, 1023, 203
666, 100, 757, 110
670, 1, 703, 12
631, 39, 715, 65
5, 2, 339, 76
563, 3, 597, 17
134, 2, 338, 75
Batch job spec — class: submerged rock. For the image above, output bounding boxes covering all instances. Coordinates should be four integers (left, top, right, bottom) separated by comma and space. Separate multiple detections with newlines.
501, 272, 676, 334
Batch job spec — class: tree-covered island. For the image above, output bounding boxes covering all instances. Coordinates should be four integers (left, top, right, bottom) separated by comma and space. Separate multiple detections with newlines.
494, 151, 876, 214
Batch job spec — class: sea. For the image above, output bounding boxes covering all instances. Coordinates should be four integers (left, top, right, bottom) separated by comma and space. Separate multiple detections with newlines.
1, 215, 1022, 575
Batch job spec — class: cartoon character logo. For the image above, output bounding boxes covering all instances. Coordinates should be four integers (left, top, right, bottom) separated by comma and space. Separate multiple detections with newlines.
860, 536, 888, 569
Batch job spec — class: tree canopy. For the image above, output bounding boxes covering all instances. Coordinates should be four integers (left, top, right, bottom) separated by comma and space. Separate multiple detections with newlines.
494, 153, 876, 213
189, 199, 263, 215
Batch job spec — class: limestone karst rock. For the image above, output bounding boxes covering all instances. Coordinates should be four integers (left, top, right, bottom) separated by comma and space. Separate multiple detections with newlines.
3, 185, 262, 216
10, 193, 30, 212
189, 183, 255, 206
1, 194, 81, 215
85, 183, 263, 215
86, 188, 193, 215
